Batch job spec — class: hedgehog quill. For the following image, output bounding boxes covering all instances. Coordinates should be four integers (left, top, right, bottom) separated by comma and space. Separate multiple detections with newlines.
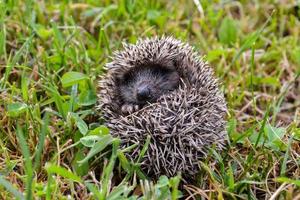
97, 36, 227, 181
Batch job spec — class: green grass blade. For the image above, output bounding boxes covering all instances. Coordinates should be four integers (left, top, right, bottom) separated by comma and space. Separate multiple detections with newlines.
99, 139, 120, 200
78, 135, 116, 164
0, 1, 6, 59
275, 177, 300, 187
45, 164, 82, 183
250, 44, 257, 119
136, 135, 151, 164
232, 13, 272, 64
280, 134, 294, 176
33, 112, 50, 170
106, 184, 134, 200
45, 172, 53, 200
47, 86, 67, 119
254, 105, 271, 148
16, 125, 33, 200
21, 73, 29, 102
0, 176, 24, 200
170, 175, 181, 200
85, 182, 102, 199
0, 34, 34, 89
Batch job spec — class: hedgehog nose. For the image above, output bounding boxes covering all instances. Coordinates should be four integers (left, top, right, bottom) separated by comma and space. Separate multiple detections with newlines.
137, 86, 151, 101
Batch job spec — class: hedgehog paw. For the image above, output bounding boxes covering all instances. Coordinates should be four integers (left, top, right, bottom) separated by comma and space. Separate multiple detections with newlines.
121, 104, 139, 114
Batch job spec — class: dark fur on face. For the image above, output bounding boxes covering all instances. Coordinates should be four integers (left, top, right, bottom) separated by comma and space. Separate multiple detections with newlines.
118, 64, 180, 114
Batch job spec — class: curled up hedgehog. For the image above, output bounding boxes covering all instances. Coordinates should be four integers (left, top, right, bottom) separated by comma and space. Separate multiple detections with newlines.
97, 36, 227, 181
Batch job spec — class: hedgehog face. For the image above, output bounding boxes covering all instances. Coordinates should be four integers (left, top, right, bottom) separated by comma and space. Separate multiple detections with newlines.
118, 64, 180, 113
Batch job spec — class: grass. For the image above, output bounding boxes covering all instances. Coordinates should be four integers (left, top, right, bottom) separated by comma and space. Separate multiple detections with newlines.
0, 0, 299, 199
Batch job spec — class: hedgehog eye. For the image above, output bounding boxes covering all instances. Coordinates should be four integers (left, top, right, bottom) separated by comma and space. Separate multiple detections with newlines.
153, 67, 173, 76
122, 71, 134, 84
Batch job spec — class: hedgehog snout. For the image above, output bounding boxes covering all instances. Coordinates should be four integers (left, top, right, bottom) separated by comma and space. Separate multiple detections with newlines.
136, 85, 152, 102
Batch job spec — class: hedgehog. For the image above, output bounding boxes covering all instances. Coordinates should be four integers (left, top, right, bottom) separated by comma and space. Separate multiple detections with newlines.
97, 36, 227, 181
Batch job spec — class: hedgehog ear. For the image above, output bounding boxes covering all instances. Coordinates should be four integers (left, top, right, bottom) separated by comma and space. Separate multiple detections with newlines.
172, 60, 178, 68
157, 59, 177, 71
114, 74, 124, 84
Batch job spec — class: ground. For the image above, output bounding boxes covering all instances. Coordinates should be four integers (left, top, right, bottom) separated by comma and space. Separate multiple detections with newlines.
0, 0, 299, 199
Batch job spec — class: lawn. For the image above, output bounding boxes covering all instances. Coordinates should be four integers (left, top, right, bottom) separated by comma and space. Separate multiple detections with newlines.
0, 0, 299, 199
